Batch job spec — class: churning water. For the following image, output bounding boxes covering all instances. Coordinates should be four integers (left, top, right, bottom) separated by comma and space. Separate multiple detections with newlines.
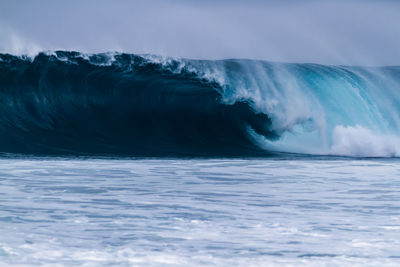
1, 157, 400, 266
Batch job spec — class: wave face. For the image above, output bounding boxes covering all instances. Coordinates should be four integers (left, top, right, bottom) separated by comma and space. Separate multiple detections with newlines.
0, 51, 400, 157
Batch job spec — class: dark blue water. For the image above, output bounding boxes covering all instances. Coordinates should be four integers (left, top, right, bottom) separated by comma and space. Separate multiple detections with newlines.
1, 52, 400, 157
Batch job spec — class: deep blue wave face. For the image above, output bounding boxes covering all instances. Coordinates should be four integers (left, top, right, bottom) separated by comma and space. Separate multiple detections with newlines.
0, 51, 277, 156
1, 51, 400, 157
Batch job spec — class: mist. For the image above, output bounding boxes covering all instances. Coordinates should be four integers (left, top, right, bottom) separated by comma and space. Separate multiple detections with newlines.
0, 0, 399, 66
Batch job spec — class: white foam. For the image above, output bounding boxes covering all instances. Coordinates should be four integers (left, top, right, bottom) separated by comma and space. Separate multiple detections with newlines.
142, 54, 227, 86
330, 125, 400, 157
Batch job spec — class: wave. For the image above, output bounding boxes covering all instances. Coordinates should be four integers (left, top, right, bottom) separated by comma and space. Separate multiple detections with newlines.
0, 51, 400, 157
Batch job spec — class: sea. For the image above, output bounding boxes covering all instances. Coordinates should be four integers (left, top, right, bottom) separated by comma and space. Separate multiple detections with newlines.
0, 157, 399, 266
1, 51, 400, 266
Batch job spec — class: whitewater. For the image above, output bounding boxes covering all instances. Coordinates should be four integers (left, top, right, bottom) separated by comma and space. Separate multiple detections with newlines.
1, 158, 400, 266
1, 51, 400, 266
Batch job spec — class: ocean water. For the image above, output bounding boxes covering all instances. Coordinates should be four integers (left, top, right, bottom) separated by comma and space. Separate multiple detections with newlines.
1, 157, 400, 266
1, 51, 400, 266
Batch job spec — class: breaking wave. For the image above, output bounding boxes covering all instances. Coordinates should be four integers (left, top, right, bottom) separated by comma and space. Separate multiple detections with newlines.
1, 51, 400, 157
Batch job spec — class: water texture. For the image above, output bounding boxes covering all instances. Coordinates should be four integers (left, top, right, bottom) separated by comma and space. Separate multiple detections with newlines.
0, 158, 399, 266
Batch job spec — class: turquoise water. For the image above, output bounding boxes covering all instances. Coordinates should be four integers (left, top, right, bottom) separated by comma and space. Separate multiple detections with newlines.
1, 158, 400, 266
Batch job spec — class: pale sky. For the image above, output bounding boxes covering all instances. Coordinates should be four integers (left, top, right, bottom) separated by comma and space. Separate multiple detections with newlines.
1, 0, 399, 66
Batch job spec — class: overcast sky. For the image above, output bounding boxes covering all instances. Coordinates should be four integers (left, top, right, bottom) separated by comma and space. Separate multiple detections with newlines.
0, 0, 399, 65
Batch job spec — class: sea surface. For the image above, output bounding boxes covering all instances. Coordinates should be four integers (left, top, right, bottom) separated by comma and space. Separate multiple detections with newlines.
1, 157, 400, 266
